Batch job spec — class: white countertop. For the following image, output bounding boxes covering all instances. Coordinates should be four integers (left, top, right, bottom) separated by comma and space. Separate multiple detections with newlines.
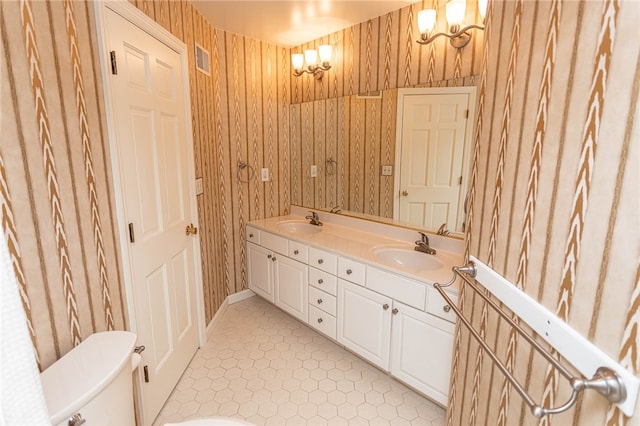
247, 215, 462, 293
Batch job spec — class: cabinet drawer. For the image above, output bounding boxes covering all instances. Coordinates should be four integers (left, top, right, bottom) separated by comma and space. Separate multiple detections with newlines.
426, 287, 458, 323
309, 286, 336, 316
309, 267, 337, 295
337, 257, 366, 285
260, 231, 288, 255
308, 247, 337, 274
308, 305, 336, 340
366, 267, 426, 311
246, 226, 260, 245
288, 241, 308, 263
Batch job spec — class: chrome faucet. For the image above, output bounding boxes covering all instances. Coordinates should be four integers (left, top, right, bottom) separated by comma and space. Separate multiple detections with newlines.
330, 205, 342, 214
305, 211, 323, 226
415, 232, 436, 255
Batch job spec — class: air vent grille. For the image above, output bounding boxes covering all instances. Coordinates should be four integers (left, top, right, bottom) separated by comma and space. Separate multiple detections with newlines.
195, 43, 210, 75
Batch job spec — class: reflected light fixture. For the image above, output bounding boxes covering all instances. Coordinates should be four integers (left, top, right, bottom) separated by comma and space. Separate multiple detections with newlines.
292, 44, 332, 79
417, 0, 487, 49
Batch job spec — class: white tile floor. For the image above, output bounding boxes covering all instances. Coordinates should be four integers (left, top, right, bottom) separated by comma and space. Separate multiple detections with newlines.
154, 296, 446, 426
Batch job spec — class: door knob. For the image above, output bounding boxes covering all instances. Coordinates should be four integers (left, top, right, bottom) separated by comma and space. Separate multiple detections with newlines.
392, 308, 399, 315
401, 190, 408, 196
185, 223, 198, 235
383, 304, 389, 310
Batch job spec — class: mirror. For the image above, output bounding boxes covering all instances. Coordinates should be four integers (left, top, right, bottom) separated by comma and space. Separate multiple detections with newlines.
289, 85, 476, 238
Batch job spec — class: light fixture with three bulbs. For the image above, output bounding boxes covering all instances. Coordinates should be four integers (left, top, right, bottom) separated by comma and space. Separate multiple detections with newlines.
291, 44, 332, 79
417, 0, 487, 49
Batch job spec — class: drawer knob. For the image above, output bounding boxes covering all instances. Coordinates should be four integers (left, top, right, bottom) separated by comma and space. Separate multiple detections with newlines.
346, 269, 352, 275
383, 304, 389, 311
318, 259, 324, 264
249, 233, 254, 238
443, 305, 451, 313
392, 308, 399, 315
317, 318, 323, 324
318, 279, 323, 284
267, 254, 272, 259
294, 249, 299, 255
317, 299, 323, 304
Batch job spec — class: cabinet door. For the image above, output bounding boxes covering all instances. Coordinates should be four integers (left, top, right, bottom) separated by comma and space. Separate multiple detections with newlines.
337, 279, 392, 370
247, 242, 274, 303
390, 301, 454, 405
274, 255, 308, 322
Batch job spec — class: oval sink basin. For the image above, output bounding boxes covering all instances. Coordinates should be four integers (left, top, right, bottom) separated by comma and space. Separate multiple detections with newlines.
276, 220, 323, 235
372, 247, 442, 271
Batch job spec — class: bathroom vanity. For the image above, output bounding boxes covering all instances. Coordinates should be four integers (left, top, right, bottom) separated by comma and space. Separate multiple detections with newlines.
245, 209, 462, 406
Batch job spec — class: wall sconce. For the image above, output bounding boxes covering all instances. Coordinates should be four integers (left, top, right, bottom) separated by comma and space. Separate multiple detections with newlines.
417, 0, 487, 49
292, 45, 332, 79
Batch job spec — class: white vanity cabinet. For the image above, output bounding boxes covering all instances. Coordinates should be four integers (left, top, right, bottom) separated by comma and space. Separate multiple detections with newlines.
247, 227, 308, 322
337, 279, 392, 370
390, 301, 454, 405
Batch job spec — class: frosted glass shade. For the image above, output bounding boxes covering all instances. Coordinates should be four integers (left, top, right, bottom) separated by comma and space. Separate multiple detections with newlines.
446, 0, 466, 27
318, 45, 332, 63
304, 49, 318, 66
291, 53, 304, 70
478, 0, 488, 20
417, 9, 437, 34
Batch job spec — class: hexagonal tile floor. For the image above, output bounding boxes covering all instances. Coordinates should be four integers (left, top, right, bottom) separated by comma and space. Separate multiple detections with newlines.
153, 296, 446, 425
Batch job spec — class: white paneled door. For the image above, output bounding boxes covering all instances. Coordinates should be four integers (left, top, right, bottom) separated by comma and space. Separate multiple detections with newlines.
99, 5, 200, 424
396, 90, 473, 231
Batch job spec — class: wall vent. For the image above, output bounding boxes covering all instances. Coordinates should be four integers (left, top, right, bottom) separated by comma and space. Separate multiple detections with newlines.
355, 90, 382, 99
195, 43, 210, 75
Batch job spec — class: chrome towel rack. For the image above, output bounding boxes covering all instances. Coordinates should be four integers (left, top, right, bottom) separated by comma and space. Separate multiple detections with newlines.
434, 256, 639, 418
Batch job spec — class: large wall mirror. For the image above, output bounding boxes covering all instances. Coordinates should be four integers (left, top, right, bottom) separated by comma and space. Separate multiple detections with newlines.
289, 85, 477, 237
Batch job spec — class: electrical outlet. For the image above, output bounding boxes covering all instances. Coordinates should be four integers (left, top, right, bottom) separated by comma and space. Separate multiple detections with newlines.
195, 177, 203, 195
381, 165, 393, 176
310, 165, 317, 178
261, 168, 269, 182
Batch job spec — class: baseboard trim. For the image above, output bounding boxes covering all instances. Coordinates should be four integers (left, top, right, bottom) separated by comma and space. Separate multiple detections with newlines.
205, 290, 255, 338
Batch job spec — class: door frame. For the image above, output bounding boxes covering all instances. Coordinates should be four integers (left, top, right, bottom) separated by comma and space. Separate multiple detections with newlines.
93, 0, 206, 348
393, 86, 477, 232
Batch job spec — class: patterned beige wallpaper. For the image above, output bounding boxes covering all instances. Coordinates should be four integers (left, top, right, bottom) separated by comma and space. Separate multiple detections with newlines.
449, 0, 640, 425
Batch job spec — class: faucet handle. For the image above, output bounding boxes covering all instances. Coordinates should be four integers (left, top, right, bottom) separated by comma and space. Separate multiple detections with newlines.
418, 232, 429, 243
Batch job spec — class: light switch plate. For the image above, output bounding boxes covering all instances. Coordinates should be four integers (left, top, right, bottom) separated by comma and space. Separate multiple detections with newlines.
310, 165, 317, 178
195, 177, 203, 195
381, 165, 393, 176
261, 168, 269, 182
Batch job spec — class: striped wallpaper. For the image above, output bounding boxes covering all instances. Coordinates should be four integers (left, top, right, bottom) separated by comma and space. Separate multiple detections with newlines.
449, 0, 640, 425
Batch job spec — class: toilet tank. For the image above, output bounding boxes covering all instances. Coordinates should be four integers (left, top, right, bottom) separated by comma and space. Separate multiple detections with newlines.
40, 331, 138, 426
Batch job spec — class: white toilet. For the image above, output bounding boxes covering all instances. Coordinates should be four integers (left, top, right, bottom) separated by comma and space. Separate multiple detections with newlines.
39, 331, 140, 426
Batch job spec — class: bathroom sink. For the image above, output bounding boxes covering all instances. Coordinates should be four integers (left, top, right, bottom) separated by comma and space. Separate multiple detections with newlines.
372, 247, 442, 272
276, 220, 323, 235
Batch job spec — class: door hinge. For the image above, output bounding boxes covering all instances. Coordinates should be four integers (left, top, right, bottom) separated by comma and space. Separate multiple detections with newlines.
110, 51, 118, 75
465, 109, 469, 119
143, 365, 149, 383
128, 223, 135, 243
458, 176, 463, 185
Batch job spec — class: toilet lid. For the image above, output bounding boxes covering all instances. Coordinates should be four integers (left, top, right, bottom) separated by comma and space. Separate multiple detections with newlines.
164, 418, 253, 426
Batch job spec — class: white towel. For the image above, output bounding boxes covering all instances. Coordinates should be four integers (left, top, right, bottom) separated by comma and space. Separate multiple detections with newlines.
0, 232, 50, 425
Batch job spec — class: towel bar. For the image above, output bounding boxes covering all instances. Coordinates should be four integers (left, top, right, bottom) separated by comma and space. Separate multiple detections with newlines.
434, 257, 638, 418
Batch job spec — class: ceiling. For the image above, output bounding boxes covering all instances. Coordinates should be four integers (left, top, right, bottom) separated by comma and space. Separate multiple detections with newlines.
191, 0, 415, 47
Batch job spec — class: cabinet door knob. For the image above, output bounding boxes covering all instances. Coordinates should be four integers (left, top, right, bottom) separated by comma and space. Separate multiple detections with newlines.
443, 305, 451, 313
317, 299, 323, 304
346, 269, 352, 275
392, 308, 399, 315
294, 249, 299, 255
318, 279, 323, 284
267, 254, 272, 259
383, 304, 389, 310
249, 233, 254, 238
272, 257, 276, 262
318, 259, 324, 264
317, 318, 323, 324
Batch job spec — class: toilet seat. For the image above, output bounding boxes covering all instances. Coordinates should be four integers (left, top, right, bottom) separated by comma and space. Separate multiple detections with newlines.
164, 418, 254, 426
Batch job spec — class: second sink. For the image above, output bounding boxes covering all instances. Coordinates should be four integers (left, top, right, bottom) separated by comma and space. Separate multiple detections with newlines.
372, 247, 442, 272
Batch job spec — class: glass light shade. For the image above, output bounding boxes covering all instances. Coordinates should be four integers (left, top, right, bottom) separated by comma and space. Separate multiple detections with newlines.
291, 53, 304, 70
478, 0, 488, 20
417, 9, 437, 34
304, 49, 318, 66
446, 0, 466, 27
318, 44, 332, 63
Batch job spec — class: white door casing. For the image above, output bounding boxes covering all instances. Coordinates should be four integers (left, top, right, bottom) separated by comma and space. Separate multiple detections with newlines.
94, 2, 204, 424
394, 88, 476, 233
